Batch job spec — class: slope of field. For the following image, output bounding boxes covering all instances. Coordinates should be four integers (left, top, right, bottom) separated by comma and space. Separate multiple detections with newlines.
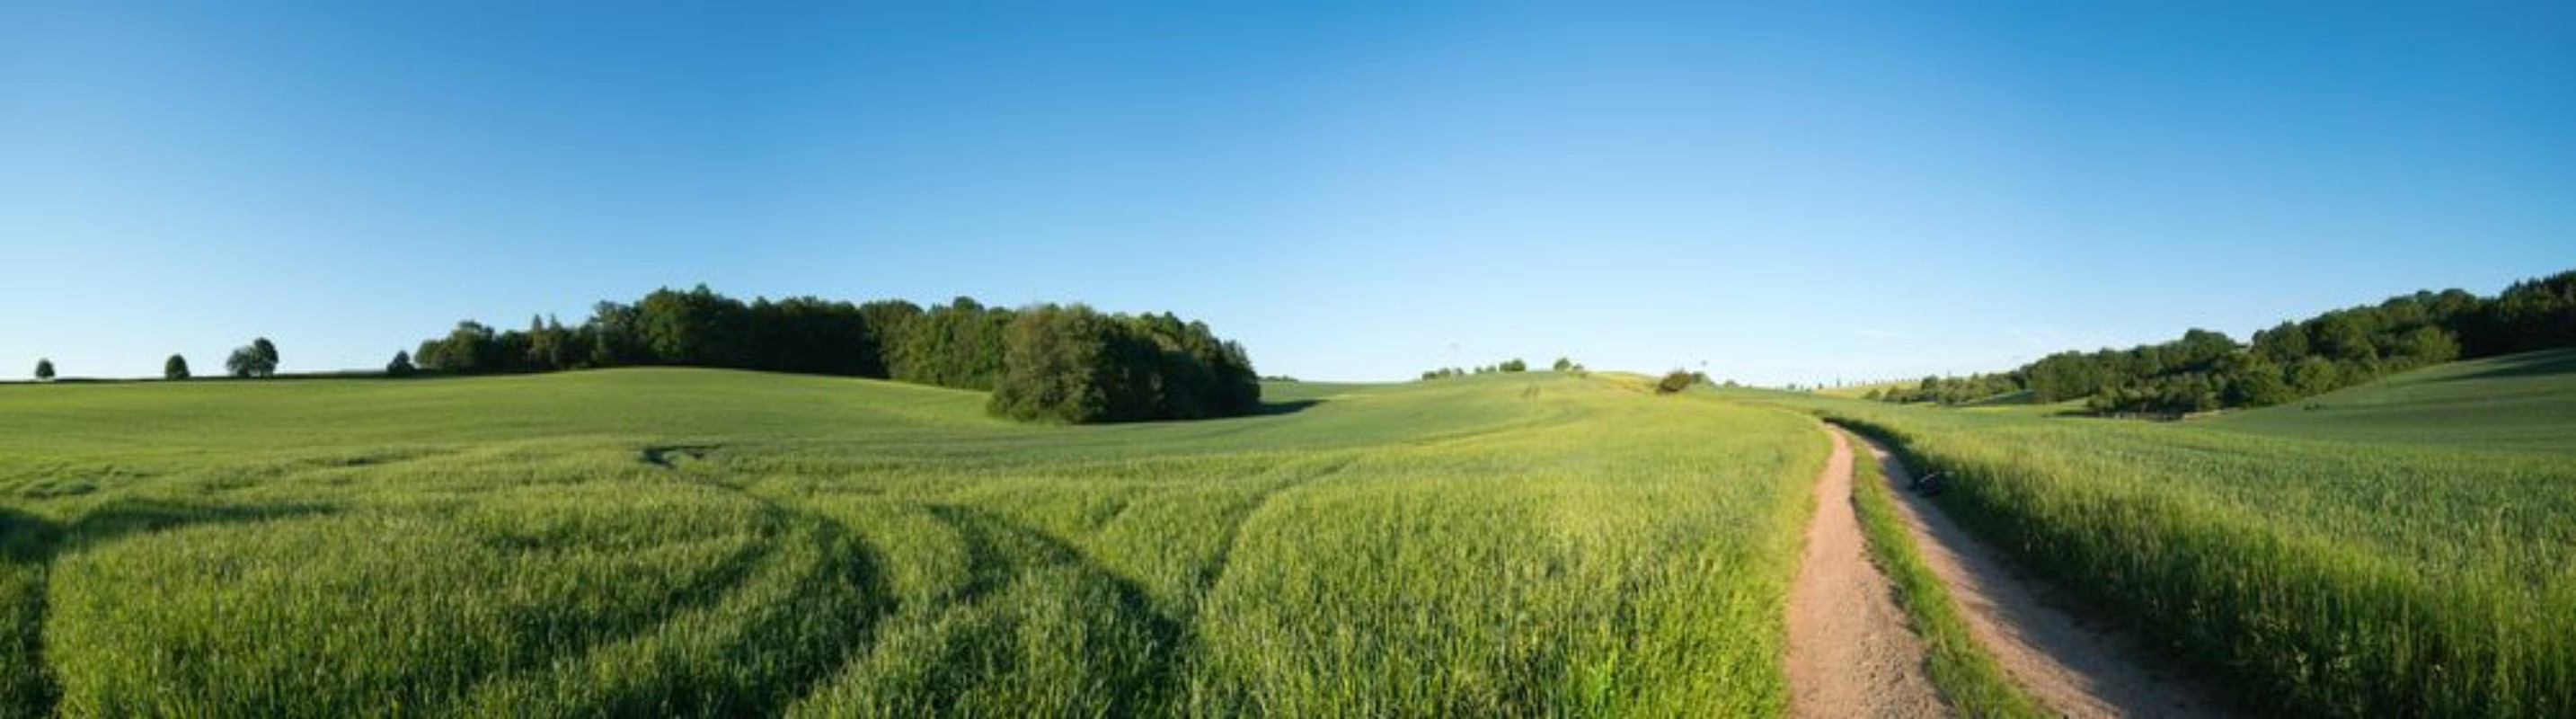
0, 369, 1819, 716
2209, 348, 2576, 451
1731, 353, 2576, 717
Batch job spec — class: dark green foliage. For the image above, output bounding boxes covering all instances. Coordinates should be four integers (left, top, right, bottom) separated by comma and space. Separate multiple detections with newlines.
525, 315, 580, 372
987, 305, 1261, 423
1881, 372, 2025, 405
1654, 370, 1694, 395
164, 355, 189, 381
890, 297, 1014, 390
404, 287, 1260, 423
33, 360, 53, 381
226, 339, 279, 378
415, 322, 500, 374
2465, 271, 2576, 356
582, 301, 652, 368
1420, 358, 1549, 380
385, 351, 415, 377
1880, 270, 2576, 416
638, 285, 748, 367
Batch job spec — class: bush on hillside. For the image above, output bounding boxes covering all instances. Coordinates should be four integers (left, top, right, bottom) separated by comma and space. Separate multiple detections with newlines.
1655, 370, 1694, 395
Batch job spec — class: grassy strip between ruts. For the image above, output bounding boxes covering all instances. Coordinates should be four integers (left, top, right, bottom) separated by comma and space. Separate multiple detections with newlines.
1834, 425, 2049, 718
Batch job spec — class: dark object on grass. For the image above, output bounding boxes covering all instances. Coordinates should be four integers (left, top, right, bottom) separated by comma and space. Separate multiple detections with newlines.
1655, 370, 1695, 395
1909, 471, 1947, 496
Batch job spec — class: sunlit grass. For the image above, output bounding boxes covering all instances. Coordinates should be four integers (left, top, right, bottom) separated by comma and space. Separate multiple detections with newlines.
0, 368, 1816, 715
1735, 353, 2576, 717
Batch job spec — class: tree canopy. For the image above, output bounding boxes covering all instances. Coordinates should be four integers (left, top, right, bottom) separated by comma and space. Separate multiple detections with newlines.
164, 354, 190, 381
226, 338, 280, 378
1869, 269, 2576, 416
406, 286, 1262, 423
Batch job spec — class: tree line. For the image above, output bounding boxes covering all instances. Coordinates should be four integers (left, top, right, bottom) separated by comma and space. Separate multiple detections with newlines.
409, 286, 1261, 423
1867, 269, 2576, 415
1419, 357, 1588, 380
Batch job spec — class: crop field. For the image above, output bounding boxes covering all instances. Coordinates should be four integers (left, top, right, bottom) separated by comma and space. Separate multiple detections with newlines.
1737, 349, 2576, 717
0, 369, 1819, 716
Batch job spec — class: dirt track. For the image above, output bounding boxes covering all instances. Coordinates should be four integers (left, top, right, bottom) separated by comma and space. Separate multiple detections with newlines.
1784, 428, 1944, 717
1841, 427, 2233, 718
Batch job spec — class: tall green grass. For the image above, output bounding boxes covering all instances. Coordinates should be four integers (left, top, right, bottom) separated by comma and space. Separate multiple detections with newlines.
0, 368, 1817, 715
1738, 353, 2576, 717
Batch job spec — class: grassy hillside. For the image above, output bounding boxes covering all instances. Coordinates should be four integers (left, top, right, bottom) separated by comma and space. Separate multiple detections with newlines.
1731, 351, 2576, 717
2209, 348, 2576, 451
0, 369, 1819, 716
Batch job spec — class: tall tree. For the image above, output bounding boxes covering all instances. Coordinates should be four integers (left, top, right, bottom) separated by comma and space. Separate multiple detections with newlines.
164, 354, 190, 380
252, 338, 280, 375
33, 359, 54, 381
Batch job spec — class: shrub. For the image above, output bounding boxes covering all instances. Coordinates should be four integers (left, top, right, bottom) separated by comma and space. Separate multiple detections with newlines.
1655, 370, 1694, 395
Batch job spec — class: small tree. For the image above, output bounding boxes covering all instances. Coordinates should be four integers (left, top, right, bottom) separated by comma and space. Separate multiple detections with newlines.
226, 337, 279, 378
34, 359, 55, 381
386, 351, 416, 377
1499, 359, 1527, 372
164, 354, 190, 380
1552, 357, 1574, 372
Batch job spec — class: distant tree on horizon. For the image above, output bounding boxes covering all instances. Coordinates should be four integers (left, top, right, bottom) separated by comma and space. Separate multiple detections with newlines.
386, 351, 416, 377
164, 354, 190, 380
34, 359, 54, 381
226, 338, 279, 378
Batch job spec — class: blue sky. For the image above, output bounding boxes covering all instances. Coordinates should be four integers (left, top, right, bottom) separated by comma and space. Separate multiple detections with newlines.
4, 1, 2570, 384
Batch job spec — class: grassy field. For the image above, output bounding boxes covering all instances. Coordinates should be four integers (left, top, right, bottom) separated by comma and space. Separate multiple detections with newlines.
1738, 349, 2576, 717
0, 368, 1819, 716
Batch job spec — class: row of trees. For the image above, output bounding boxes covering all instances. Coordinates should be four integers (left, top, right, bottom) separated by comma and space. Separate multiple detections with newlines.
1869, 269, 2576, 415
1420, 357, 1572, 380
25, 339, 279, 382
1866, 372, 2025, 405
408, 286, 1262, 423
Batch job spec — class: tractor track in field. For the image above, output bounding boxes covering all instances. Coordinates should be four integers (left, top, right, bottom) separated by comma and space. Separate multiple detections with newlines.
1841, 427, 2233, 718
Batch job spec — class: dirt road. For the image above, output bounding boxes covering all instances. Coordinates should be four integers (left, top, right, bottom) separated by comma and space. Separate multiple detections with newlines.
1842, 427, 2232, 718
1784, 428, 1944, 717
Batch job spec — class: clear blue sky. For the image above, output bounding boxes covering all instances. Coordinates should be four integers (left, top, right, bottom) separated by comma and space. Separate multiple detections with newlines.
4, 1, 2570, 384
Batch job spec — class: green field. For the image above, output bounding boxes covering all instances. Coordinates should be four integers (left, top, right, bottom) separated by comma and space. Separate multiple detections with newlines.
1737, 350, 2576, 717
0, 369, 1819, 716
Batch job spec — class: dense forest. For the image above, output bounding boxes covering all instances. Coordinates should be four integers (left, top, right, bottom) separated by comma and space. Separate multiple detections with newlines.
410, 286, 1261, 423
1867, 269, 2576, 415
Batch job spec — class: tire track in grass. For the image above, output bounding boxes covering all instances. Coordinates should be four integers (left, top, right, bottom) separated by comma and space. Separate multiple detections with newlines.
483, 448, 894, 715
817, 502, 1181, 715
1194, 455, 1356, 597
